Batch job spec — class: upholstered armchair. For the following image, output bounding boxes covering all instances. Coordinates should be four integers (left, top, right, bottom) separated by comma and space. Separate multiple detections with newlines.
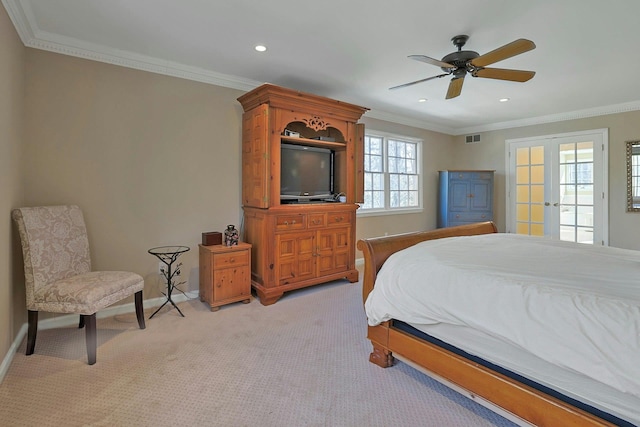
12, 205, 146, 365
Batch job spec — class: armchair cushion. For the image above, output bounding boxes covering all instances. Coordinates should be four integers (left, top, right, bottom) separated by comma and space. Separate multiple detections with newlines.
33, 271, 144, 315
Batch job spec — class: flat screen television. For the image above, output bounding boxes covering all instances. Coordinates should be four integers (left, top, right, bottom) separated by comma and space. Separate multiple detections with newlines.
280, 143, 334, 202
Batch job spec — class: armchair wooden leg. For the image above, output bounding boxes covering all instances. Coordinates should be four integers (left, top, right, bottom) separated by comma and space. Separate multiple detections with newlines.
84, 314, 97, 365
26, 310, 38, 356
135, 291, 146, 329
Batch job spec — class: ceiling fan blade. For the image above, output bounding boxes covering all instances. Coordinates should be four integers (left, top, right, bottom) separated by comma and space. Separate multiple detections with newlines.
446, 77, 464, 99
389, 73, 449, 90
470, 39, 536, 67
409, 55, 455, 69
473, 68, 536, 82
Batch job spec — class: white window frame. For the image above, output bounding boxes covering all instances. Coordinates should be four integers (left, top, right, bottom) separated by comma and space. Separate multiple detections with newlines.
358, 130, 423, 217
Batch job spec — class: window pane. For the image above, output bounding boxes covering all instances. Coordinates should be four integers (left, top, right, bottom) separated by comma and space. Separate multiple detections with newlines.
531, 146, 544, 164
372, 173, 384, 190
388, 157, 397, 173
372, 191, 384, 208
388, 140, 397, 157
362, 133, 421, 211
408, 175, 418, 190
516, 147, 529, 165
390, 174, 398, 190
370, 154, 383, 172
516, 166, 529, 184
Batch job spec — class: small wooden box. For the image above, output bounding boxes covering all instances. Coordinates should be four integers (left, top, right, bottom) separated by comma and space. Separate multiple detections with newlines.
202, 231, 222, 246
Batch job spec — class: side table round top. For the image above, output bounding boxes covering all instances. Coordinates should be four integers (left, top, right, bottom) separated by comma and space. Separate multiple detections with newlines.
148, 245, 190, 256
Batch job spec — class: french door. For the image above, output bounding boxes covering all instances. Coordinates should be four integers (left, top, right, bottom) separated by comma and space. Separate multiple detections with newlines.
506, 129, 608, 245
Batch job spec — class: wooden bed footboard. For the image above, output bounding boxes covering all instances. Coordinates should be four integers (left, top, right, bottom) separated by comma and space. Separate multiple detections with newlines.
356, 221, 617, 427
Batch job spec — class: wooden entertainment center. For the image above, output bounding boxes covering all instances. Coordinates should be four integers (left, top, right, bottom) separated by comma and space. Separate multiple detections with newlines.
237, 84, 368, 305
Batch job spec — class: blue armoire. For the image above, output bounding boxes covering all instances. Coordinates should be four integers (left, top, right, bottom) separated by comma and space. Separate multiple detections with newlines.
437, 170, 494, 228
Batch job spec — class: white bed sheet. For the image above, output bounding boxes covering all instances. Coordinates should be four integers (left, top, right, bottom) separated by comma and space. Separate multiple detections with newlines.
365, 234, 640, 421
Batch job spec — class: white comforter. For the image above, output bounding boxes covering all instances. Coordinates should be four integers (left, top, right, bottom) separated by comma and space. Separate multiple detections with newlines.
365, 233, 640, 398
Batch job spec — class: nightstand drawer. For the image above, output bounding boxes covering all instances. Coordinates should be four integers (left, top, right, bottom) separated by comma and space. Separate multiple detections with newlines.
213, 251, 249, 269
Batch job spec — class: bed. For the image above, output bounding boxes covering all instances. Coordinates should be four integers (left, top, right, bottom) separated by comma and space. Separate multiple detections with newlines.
357, 222, 639, 427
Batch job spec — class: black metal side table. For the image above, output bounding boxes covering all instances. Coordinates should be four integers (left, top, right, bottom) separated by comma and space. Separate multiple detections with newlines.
148, 245, 190, 318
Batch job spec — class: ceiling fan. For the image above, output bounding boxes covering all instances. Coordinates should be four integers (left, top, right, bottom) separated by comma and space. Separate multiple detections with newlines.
390, 35, 536, 99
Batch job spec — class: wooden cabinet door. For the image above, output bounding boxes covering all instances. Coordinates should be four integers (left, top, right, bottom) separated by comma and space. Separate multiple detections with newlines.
213, 266, 249, 302
316, 226, 351, 276
242, 104, 270, 208
276, 231, 315, 286
448, 175, 472, 212
470, 179, 492, 211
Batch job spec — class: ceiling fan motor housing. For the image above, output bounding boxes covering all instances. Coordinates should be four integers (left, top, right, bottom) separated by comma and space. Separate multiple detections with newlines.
441, 50, 479, 72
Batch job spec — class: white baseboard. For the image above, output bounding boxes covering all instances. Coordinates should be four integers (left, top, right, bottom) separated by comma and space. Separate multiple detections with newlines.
0, 291, 199, 384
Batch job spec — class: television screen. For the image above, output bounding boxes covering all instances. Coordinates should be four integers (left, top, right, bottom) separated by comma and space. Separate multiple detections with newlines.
280, 144, 333, 200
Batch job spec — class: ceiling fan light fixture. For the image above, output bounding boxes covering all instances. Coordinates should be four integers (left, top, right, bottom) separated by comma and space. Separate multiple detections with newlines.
418, 98, 427, 103
254, 45, 267, 52
499, 98, 510, 102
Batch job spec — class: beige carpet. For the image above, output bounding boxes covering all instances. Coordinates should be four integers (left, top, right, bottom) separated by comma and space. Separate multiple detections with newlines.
0, 279, 517, 427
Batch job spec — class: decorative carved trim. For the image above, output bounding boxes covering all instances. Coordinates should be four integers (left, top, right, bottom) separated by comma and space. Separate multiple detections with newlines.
303, 116, 331, 131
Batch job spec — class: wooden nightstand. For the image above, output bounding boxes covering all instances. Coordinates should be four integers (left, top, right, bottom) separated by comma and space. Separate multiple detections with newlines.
199, 242, 251, 311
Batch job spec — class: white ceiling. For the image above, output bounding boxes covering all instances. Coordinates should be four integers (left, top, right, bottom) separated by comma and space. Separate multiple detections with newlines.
4, 0, 640, 135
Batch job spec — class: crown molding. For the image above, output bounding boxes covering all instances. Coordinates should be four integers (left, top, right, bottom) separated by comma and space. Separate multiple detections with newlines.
28, 30, 263, 92
1, 0, 35, 44
5, 0, 640, 136
363, 109, 456, 135
453, 100, 640, 136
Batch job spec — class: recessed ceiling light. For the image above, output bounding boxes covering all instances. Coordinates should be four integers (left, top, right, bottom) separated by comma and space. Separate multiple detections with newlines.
499, 98, 510, 102
255, 45, 267, 52
418, 98, 427, 103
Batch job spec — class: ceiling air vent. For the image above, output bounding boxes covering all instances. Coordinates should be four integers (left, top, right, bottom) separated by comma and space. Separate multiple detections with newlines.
465, 134, 481, 144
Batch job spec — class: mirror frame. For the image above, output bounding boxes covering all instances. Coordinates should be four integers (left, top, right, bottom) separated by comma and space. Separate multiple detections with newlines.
626, 139, 640, 212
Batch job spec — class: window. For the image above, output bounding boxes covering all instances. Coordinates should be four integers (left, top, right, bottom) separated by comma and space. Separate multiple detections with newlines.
361, 131, 422, 213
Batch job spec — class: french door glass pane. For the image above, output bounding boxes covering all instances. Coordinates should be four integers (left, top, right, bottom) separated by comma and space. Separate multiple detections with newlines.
515, 146, 544, 236
558, 142, 594, 243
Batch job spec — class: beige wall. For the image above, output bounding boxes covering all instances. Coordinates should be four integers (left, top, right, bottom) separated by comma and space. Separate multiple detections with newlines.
0, 5, 25, 361
23, 50, 246, 305
449, 111, 640, 250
